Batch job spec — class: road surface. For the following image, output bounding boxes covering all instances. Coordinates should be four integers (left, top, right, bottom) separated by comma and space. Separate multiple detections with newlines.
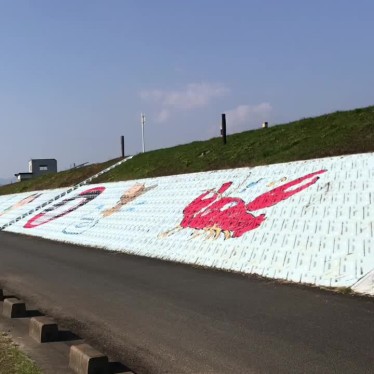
0, 231, 373, 373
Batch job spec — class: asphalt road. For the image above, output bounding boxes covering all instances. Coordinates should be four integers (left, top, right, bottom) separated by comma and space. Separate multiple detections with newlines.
0, 231, 373, 374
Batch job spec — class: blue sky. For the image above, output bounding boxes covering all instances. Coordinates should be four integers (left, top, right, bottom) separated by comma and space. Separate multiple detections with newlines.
1, 0, 374, 181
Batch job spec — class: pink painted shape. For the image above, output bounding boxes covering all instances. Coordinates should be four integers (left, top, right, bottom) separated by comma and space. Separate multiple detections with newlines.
179, 169, 326, 238
247, 170, 326, 211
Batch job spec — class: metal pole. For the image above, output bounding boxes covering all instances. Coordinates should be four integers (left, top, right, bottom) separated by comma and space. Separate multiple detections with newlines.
141, 113, 146, 153
221, 113, 227, 145
121, 135, 125, 158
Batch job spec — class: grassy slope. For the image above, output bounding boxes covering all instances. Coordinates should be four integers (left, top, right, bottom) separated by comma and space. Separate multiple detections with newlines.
95, 106, 374, 183
0, 333, 41, 374
0, 106, 373, 195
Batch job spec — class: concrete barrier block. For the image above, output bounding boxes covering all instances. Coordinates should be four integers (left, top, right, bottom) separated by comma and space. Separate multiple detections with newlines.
69, 343, 109, 374
2, 297, 26, 318
29, 316, 58, 343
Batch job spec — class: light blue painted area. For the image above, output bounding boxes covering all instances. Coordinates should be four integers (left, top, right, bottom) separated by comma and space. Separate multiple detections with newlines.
2, 153, 374, 295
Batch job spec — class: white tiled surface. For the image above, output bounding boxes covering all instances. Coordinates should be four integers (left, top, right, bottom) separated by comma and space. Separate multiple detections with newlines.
2, 153, 374, 295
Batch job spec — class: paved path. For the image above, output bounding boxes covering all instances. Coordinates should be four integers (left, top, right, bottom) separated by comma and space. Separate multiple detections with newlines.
0, 231, 373, 374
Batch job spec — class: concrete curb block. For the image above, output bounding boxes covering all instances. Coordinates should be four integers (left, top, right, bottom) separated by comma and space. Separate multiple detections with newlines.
0, 288, 134, 373
2, 297, 26, 318
69, 343, 109, 374
29, 316, 59, 343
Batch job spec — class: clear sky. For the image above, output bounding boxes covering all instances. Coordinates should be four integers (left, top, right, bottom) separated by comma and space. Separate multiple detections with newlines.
1, 0, 374, 181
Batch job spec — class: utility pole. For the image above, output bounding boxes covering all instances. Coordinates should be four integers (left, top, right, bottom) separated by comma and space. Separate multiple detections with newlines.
141, 113, 146, 153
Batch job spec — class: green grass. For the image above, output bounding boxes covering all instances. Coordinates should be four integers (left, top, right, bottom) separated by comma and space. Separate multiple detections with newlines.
94, 105, 374, 183
0, 332, 41, 374
1, 105, 373, 195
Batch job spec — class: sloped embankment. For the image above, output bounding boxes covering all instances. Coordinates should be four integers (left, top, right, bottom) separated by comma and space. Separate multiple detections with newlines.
0, 153, 373, 295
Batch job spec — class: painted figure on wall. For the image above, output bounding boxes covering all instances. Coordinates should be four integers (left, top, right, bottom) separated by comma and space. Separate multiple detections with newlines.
62, 183, 157, 234
24, 187, 105, 229
162, 170, 326, 240
23, 183, 157, 232
101, 183, 156, 218
0, 193, 42, 217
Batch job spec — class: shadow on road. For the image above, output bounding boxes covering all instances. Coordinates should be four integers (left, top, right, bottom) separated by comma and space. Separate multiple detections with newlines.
109, 361, 133, 373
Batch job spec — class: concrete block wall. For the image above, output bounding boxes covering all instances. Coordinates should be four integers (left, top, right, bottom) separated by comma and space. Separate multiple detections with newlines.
1, 153, 373, 295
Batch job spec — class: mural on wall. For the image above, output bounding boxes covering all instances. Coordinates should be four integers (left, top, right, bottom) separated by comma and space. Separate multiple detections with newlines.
20, 172, 326, 240
162, 170, 326, 240
0, 193, 42, 217
101, 183, 156, 217
4, 152, 373, 294
62, 183, 157, 235
267, 177, 287, 187
239, 178, 263, 193
24, 187, 105, 229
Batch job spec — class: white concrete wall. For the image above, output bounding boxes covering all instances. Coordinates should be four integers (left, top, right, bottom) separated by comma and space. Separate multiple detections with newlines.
2, 153, 374, 295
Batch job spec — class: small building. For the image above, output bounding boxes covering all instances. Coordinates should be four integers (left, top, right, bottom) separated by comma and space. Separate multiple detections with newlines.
14, 172, 33, 182
15, 158, 57, 182
28, 159, 57, 177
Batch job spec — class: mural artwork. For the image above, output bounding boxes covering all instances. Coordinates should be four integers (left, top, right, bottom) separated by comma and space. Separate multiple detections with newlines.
4, 152, 372, 294
101, 183, 156, 217
24, 187, 105, 229
0, 193, 42, 217
62, 183, 157, 235
162, 170, 326, 240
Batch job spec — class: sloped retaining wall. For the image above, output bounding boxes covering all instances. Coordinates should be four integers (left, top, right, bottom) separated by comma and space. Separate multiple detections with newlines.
1, 153, 373, 295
